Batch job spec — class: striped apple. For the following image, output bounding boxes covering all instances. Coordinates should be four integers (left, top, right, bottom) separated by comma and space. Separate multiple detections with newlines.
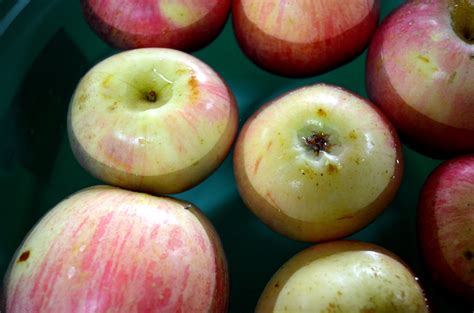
2, 186, 228, 313
81, 0, 231, 51
68, 48, 238, 194
233, 0, 380, 77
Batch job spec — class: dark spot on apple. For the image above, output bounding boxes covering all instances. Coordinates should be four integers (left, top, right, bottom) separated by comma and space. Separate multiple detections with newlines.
375, 58, 383, 72
274, 283, 280, 288
267, 141, 273, 151
176, 68, 187, 75
470, 55, 474, 60
18, 250, 30, 263
317, 108, 327, 117
338, 214, 354, 220
253, 156, 263, 175
448, 72, 457, 84
78, 93, 88, 110
188, 76, 200, 100
463, 249, 473, 261
417, 55, 431, 63
108, 102, 118, 112
349, 130, 358, 140
102, 75, 113, 87
184, 205, 192, 210
327, 164, 338, 175
337, 291, 343, 296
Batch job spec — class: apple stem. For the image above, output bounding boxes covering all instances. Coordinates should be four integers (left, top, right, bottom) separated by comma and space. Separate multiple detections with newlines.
146, 91, 157, 102
303, 133, 330, 155
450, 0, 474, 44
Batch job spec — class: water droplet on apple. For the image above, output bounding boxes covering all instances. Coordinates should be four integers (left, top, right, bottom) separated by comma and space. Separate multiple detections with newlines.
67, 266, 76, 279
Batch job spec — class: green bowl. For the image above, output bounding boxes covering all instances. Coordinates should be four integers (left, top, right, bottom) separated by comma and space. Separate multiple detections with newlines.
0, 1, 468, 312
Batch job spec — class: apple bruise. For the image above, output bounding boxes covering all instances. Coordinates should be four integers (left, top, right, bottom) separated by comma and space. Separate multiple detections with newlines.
450, 0, 474, 44
17, 251, 30, 263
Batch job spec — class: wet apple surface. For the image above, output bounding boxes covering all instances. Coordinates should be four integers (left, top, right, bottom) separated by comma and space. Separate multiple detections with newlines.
0, 1, 471, 312
418, 155, 474, 303
81, 0, 231, 51
256, 241, 430, 313
68, 48, 239, 195
234, 84, 403, 242
366, 0, 474, 157
233, 0, 380, 76
3, 186, 228, 313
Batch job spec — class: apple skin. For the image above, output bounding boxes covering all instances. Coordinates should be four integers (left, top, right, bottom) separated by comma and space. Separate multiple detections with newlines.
68, 48, 238, 195
2, 186, 229, 313
366, 0, 474, 158
234, 84, 403, 242
232, 0, 380, 77
256, 241, 430, 313
418, 155, 474, 304
81, 0, 230, 51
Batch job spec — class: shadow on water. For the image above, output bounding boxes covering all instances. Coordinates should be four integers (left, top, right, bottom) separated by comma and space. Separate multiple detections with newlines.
0, 29, 89, 283
207, 193, 309, 313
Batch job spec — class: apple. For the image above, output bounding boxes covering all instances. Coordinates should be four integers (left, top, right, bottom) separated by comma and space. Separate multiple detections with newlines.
234, 84, 403, 242
418, 155, 474, 303
68, 48, 238, 195
81, 0, 231, 51
366, 0, 474, 157
232, 0, 380, 77
2, 186, 229, 313
256, 241, 430, 313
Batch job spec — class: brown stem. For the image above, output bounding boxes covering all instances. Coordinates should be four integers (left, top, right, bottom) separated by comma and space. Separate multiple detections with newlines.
146, 90, 157, 102
304, 133, 330, 155
450, 0, 474, 44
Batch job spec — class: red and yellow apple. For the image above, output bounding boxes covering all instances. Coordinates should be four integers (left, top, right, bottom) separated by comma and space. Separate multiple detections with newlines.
81, 0, 231, 51
2, 186, 228, 313
232, 0, 380, 77
68, 48, 238, 194
234, 84, 403, 242
256, 241, 430, 313
418, 155, 474, 303
366, 0, 474, 157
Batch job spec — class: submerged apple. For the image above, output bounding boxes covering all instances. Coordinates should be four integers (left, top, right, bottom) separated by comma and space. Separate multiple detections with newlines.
2, 186, 228, 313
366, 0, 474, 157
232, 0, 380, 77
68, 48, 238, 194
234, 84, 403, 242
418, 155, 474, 303
81, 0, 231, 51
256, 241, 430, 313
